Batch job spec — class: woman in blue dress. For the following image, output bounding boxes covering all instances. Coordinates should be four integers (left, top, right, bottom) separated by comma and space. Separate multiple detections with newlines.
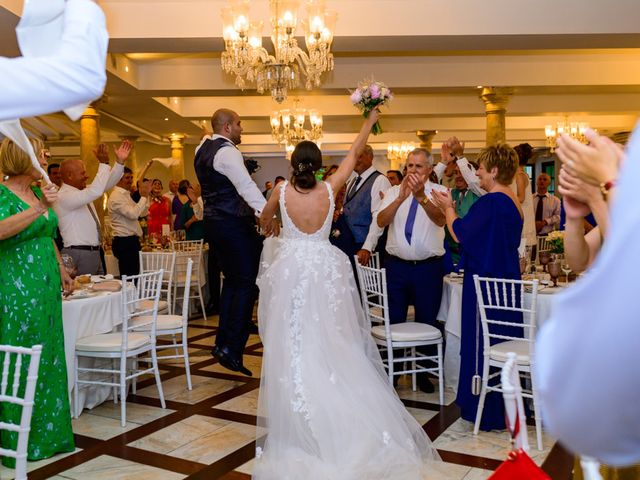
433, 144, 523, 430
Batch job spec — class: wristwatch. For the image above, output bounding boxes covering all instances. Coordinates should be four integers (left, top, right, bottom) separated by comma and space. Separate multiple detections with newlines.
420, 196, 430, 206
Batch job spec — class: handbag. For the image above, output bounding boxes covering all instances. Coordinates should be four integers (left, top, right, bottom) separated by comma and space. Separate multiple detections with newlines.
488, 403, 550, 479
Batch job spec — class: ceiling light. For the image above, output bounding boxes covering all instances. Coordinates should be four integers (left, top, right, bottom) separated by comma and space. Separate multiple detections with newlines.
270, 99, 323, 153
545, 118, 590, 153
220, 0, 337, 103
164, 117, 169, 121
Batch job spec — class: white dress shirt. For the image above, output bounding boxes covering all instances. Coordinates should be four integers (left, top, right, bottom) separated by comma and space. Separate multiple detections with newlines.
0, 0, 108, 122
434, 157, 486, 197
108, 186, 149, 237
535, 121, 640, 466
379, 183, 446, 261
533, 192, 561, 234
345, 166, 392, 251
196, 134, 266, 215
54, 163, 123, 247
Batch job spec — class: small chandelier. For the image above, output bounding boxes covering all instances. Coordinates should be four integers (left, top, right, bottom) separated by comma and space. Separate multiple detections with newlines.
270, 101, 323, 149
220, 0, 337, 103
545, 119, 589, 153
387, 142, 416, 170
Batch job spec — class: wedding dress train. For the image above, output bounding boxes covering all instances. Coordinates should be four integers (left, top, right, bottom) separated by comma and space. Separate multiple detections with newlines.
253, 181, 440, 480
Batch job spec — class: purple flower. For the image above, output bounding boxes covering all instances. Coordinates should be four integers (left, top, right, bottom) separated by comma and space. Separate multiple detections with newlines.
350, 90, 362, 104
370, 84, 380, 99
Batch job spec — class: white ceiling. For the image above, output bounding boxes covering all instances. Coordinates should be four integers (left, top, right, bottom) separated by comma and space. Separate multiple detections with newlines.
2, 0, 640, 156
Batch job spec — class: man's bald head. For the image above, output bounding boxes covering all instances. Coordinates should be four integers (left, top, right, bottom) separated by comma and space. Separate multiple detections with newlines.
211, 109, 243, 145
60, 158, 88, 190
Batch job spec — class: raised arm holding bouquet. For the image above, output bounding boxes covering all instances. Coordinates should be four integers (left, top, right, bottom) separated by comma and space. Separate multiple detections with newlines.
350, 78, 393, 135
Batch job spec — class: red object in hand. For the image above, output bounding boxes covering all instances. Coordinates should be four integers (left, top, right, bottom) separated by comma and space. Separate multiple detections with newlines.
489, 449, 551, 479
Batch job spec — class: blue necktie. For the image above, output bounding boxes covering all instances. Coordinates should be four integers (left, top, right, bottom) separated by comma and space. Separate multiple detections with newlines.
404, 197, 419, 245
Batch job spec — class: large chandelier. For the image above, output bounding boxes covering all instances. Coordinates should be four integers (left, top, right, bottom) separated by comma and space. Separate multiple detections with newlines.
270, 100, 323, 154
220, 0, 337, 103
544, 119, 589, 153
387, 142, 416, 170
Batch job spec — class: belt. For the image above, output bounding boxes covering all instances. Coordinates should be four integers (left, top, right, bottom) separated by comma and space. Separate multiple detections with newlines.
66, 245, 101, 251
387, 254, 443, 266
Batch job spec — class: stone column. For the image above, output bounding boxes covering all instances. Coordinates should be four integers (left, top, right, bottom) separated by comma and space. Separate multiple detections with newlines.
416, 130, 437, 152
169, 133, 185, 180
480, 87, 513, 146
79, 104, 105, 221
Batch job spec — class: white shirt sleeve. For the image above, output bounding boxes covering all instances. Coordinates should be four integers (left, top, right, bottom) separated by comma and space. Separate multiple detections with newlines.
433, 162, 446, 182
456, 157, 487, 197
193, 197, 204, 220
213, 145, 267, 215
362, 174, 392, 252
56, 163, 111, 211
111, 192, 149, 220
0, 0, 108, 122
105, 163, 125, 192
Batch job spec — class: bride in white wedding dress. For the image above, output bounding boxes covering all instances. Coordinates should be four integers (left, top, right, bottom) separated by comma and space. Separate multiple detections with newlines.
254, 110, 440, 480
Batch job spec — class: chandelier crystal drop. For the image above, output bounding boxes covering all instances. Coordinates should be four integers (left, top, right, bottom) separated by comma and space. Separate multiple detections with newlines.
221, 0, 337, 103
544, 119, 590, 153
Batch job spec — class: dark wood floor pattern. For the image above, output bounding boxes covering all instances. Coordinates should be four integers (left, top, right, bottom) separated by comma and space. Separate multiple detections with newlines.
23, 320, 574, 479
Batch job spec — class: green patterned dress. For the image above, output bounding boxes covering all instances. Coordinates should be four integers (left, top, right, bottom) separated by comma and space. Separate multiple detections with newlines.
0, 184, 75, 468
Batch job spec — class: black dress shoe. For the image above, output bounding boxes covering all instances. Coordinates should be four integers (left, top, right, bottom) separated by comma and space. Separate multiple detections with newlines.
211, 345, 252, 377
417, 375, 435, 393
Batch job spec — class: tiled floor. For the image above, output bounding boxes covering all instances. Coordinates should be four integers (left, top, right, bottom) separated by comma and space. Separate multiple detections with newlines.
4, 314, 574, 480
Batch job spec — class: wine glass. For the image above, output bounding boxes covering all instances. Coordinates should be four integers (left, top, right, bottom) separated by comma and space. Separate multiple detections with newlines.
548, 260, 561, 287
561, 260, 572, 284
60, 254, 77, 280
538, 251, 552, 273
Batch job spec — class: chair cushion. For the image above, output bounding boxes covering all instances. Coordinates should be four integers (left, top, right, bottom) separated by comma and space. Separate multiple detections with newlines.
136, 299, 168, 313
132, 315, 183, 331
75, 333, 150, 352
371, 322, 442, 342
490, 340, 531, 364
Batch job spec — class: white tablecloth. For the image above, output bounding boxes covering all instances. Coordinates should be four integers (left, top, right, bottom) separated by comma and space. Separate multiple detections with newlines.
436, 275, 561, 394
62, 289, 124, 412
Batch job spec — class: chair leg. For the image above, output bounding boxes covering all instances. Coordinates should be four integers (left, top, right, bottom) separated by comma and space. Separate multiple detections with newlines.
119, 358, 127, 427
112, 359, 118, 404
473, 359, 491, 435
197, 283, 207, 321
183, 334, 192, 391
73, 354, 80, 418
530, 371, 544, 450
151, 346, 166, 408
437, 342, 444, 405
411, 347, 417, 392
132, 357, 138, 394
387, 346, 394, 387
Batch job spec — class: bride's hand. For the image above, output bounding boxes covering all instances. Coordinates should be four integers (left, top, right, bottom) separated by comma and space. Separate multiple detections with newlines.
367, 108, 380, 125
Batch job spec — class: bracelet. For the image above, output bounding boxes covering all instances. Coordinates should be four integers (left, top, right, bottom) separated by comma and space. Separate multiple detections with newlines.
599, 180, 616, 201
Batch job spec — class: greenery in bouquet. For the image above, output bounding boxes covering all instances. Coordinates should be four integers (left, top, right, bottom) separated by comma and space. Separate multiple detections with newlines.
350, 78, 393, 135
547, 230, 564, 254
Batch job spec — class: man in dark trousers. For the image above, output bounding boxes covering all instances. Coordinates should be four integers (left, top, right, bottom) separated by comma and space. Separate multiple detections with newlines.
194, 108, 278, 376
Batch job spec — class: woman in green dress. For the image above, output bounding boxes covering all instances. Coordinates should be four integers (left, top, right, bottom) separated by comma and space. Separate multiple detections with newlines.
0, 138, 75, 468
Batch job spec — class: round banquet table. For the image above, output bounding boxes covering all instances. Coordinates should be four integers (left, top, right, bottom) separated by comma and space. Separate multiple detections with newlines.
62, 288, 125, 413
436, 274, 563, 395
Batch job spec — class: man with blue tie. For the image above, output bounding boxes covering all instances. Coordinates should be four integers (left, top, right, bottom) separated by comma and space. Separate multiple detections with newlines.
377, 148, 447, 392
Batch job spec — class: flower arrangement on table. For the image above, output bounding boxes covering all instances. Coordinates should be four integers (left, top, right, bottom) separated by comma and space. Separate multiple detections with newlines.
350, 78, 393, 135
547, 230, 564, 254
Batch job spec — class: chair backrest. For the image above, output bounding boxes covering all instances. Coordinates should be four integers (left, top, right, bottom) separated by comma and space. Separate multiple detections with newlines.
472, 275, 539, 360
537, 235, 552, 253
368, 252, 380, 269
0, 344, 43, 480
178, 259, 193, 322
122, 270, 164, 350
356, 264, 393, 347
139, 251, 176, 311
173, 239, 203, 280
501, 352, 530, 452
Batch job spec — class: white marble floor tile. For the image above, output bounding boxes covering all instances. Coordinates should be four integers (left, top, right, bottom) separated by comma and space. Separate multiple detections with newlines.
136, 374, 243, 404
57, 455, 184, 480
0, 449, 80, 480
215, 388, 260, 416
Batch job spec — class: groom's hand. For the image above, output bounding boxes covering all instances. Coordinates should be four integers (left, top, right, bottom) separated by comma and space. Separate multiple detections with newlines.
356, 249, 371, 266
263, 217, 280, 237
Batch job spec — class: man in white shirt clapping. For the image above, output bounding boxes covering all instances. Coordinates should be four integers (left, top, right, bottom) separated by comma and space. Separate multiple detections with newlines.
54, 140, 131, 275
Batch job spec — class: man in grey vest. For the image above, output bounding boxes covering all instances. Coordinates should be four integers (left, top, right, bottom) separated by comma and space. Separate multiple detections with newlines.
332, 145, 391, 267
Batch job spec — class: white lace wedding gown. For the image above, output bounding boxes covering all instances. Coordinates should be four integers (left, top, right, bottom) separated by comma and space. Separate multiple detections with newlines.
253, 181, 440, 480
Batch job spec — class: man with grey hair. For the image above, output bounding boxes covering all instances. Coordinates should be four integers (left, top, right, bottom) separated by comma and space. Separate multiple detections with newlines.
377, 148, 447, 392
195, 108, 279, 377
534, 172, 561, 234
54, 140, 131, 275
332, 144, 391, 267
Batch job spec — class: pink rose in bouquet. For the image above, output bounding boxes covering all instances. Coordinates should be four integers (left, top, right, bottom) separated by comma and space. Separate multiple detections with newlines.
350, 78, 393, 135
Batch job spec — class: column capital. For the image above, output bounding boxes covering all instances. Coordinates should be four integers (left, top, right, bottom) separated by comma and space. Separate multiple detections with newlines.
81, 104, 100, 119
169, 133, 185, 149
480, 87, 513, 114
415, 130, 437, 151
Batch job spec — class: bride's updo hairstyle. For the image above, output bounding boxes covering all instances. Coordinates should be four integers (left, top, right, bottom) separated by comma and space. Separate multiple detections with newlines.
290, 140, 322, 190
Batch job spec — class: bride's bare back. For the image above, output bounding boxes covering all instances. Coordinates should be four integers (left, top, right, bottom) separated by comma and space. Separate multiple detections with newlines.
279, 181, 332, 234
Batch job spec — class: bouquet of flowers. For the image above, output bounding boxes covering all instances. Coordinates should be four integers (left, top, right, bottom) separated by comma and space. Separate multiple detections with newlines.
547, 230, 564, 254
350, 78, 393, 135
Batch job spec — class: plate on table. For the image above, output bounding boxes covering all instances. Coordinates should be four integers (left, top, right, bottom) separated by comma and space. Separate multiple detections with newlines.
64, 289, 98, 301
91, 274, 114, 283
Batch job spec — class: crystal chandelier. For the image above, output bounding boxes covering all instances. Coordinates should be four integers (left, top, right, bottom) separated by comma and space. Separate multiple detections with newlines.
221, 0, 337, 103
387, 142, 416, 170
270, 100, 323, 153
544, 119, 590, 153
